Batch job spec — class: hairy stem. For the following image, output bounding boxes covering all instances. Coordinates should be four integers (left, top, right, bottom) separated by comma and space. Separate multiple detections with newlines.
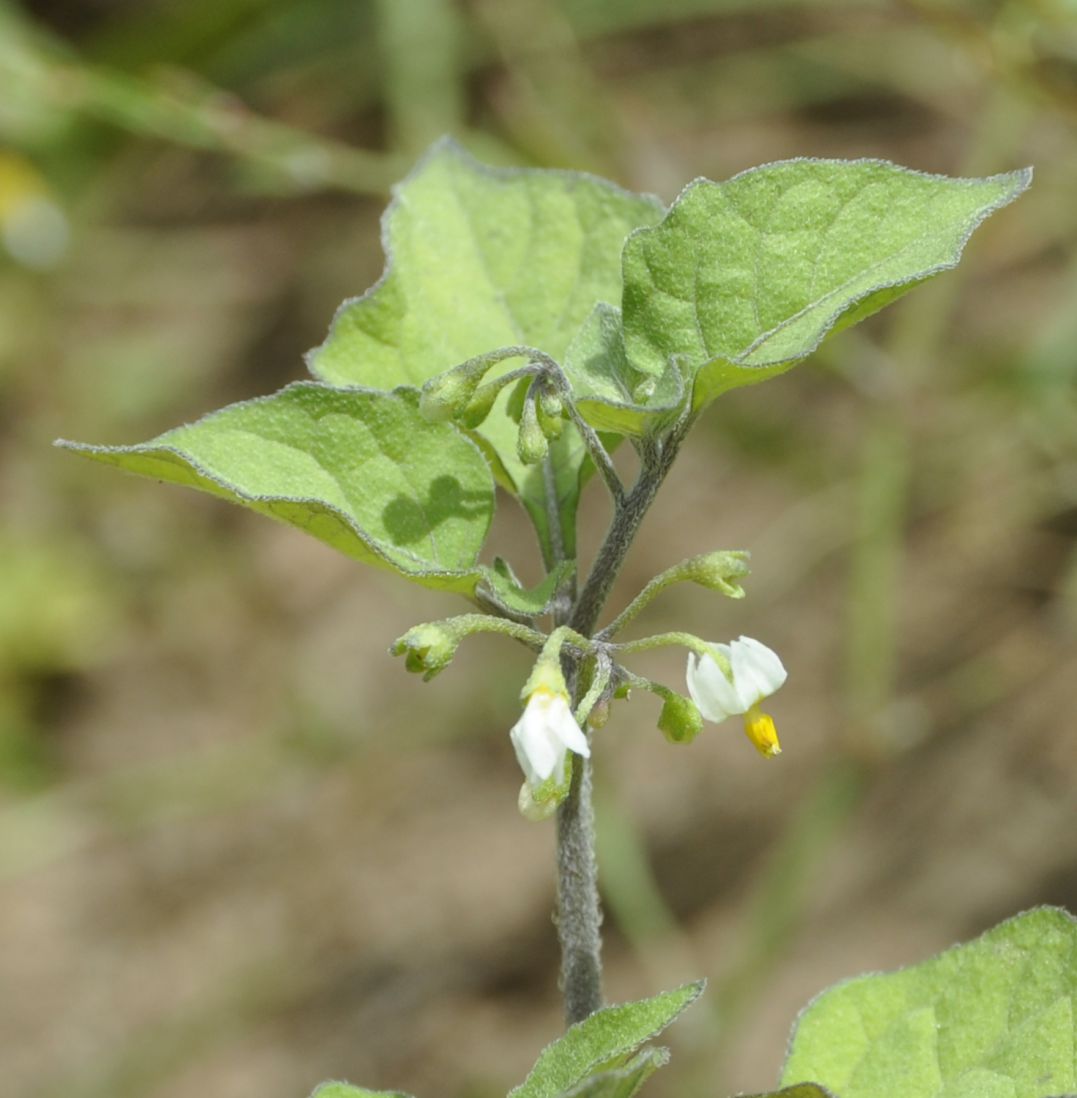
553, 412, 693, 1025
571, 417, 693, 638
556, 750, 603, 1024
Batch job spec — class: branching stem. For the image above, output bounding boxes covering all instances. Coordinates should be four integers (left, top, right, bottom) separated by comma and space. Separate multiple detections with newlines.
553, 408, 695, 1025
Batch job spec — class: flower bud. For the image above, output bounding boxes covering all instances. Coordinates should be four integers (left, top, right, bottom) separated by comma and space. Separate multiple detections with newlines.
683, 550, 751, 599
535, 397, 564, 440
658, 692, 704, 744
457, 380, 501, 429
419, 359, 490, 423
587, 696, 611, 730
538, 388, 563, 420
390, 623, 458, 680
517, 395, 549, 464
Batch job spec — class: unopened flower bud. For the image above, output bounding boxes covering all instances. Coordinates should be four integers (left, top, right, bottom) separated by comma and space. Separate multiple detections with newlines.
536, 398, 564, 440
658, 692, 704, 744
517, 395, 549, 464
587, 696, 611, 730
684, 550, 751, 599
457, 380, 501, 429
390, 623, 458, 680
419, 359, 490, 423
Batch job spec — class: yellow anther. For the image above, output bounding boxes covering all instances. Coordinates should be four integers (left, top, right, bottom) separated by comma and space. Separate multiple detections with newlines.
743, 705, 781, 758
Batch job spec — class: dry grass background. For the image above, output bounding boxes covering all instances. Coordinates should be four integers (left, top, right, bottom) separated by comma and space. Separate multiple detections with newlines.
2, 1, 1076, 1097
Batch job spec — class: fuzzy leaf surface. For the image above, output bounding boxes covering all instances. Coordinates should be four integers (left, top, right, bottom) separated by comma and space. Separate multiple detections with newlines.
509, 981, 704, 1098
742, 1087, 837, 1098
555, 1048, 669, 1098
478, 559, 575, 619
781, 906, 1077, 1098
306, 138, 663, 558
309, 1085, 414, 1098
621, 159, 1030, 408
58, 385, 494, 594
562, 303, 684, 436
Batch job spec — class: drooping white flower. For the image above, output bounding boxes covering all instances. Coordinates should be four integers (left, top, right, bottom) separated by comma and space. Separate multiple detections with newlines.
686, 636, 787, 757
510, 686, 591, 792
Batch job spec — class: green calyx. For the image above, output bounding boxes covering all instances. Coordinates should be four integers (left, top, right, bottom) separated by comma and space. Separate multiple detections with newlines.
521, 628, 573, 701
682, 549, 751, 598
390, 622, 460, 680
658, 692, 704, 744
391, 614, 546, 681
518, 756, 572, 822
516, 390, 549, 465
418, 356, 496, 423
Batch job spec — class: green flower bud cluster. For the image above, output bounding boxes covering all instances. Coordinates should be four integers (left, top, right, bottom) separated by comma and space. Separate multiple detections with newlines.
419, 353, 533, 432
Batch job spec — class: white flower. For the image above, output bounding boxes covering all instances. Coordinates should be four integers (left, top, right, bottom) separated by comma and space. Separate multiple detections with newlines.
510, 686, 591, 791
686, 636, 787, 757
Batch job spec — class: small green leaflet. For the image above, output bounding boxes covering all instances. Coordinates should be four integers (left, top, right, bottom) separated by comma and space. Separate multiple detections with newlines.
562, 303, 684, 437
57, 385, 495, 595
509, 981, 704, 1098
618, 158, 1030, 412
777, 906, 1077, 1098
741, 1087, 835, 1098
554, 1048, 669, 1098
309, 1085, 414, 1098
478, 558, 576, 619
306, 137, 664, 561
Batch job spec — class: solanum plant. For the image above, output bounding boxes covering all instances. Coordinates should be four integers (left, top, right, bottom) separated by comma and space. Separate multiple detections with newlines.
58, 141, 1068, 1098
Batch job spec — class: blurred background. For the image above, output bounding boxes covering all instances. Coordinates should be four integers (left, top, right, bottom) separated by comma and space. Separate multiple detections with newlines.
2, 0, 1075, 1096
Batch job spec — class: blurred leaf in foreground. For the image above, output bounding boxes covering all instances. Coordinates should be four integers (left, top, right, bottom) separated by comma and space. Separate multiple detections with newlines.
778, 906, 1077, 1098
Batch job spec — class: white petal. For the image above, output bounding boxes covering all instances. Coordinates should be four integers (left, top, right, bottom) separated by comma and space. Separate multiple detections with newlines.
686, 649, 744, 722
509, 690, 589, 788
510, 704, 560, 783
730, 636, 787, 708
546, 693, 591, 758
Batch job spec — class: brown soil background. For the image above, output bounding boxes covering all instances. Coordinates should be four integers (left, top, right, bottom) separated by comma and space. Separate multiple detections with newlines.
2, 2, 1075, 1097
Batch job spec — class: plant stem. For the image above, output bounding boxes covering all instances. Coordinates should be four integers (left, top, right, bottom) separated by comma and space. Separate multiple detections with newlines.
556, 751, 603, 1024
571, 419, 692, 638
553, 412, 693, 1025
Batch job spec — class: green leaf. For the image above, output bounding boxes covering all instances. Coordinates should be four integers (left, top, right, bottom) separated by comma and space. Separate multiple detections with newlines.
509, 980, 704, 1098
309, 1084, 414, 1098
57, 384, 495, 595
555, 1048, 669, 1098
563, 304, 684, 436
306, 137, 664, 560
478, 558, 575, 619
620, 159, 1031, 410
741, 1087, 837, 1098
781, 906, 1077, 1098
